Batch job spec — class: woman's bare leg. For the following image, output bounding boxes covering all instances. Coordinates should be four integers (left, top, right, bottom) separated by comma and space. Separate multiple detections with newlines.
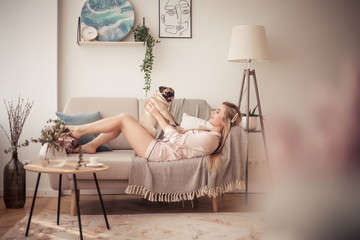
69, 115, 126, 138
81, 131, 121, 154
69, 114, 154, 157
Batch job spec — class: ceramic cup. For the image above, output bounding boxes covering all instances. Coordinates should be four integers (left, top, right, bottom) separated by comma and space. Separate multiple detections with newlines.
89, 157, 99, 165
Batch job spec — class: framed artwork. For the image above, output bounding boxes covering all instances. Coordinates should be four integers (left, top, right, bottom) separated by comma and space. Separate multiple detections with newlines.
81, 0, 135, 41
159, 0, 192, 38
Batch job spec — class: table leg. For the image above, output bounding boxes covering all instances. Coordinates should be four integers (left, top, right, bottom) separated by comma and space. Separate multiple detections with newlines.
93, 173, 110, 229
25, 173, 41, 237
73, 174, 83, 240
57, 174, 62, 225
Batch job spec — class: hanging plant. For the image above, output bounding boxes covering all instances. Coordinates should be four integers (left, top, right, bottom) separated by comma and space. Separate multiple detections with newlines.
133, 24, 160, 96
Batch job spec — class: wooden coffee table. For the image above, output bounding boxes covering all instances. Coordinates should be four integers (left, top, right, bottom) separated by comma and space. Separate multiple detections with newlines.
24, 162, 110, 240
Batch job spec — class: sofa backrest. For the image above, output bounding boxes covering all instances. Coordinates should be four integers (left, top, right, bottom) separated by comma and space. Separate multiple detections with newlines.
63, 97, 140, 150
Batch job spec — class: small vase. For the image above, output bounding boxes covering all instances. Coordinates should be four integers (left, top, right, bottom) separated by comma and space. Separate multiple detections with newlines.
39, 143, 67, 167
3, 152, 26, 208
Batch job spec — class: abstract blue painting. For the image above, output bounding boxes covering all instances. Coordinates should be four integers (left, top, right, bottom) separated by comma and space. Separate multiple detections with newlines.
81, 0, 135, 41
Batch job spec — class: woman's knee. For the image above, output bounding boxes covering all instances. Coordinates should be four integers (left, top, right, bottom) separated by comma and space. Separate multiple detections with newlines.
116, 113, 133, 119
115, 113, 136, 127
114, 113, 131, 122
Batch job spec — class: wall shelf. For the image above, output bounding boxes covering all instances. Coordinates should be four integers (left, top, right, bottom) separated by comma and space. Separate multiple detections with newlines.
77, 41, 144, 46
76, 17, 145, 46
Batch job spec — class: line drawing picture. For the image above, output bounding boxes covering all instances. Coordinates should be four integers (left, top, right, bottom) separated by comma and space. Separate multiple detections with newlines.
159, 0, 192, 38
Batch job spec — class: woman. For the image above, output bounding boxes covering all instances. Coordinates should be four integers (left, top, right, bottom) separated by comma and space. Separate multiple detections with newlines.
69, 101, 241, 171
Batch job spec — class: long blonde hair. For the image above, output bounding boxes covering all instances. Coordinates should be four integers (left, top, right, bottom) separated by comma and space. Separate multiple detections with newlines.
207, 102, 241, 172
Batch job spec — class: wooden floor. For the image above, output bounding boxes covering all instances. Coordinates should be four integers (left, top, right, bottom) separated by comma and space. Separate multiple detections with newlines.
0, 193, 263, 237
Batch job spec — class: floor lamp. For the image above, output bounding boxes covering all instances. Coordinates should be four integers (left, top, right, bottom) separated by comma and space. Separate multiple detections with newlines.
228, 25, 271, 202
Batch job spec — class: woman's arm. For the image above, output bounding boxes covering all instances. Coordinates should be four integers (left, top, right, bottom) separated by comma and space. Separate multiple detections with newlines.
146, 100, 170, 131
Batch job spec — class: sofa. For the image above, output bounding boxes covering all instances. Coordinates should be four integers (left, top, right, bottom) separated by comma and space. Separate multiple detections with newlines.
49, 97, 246, 215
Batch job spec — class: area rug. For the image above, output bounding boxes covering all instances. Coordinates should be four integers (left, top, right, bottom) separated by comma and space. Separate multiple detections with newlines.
1, 212, 259, 240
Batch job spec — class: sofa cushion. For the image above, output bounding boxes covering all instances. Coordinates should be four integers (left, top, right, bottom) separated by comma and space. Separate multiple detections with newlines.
55, 111, 112, 152
66, 150, 134, 180
56, 111, 100, 125
180, 112, 213, 130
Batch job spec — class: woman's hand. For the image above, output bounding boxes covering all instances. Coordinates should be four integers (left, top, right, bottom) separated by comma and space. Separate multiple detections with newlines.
146, 100, 170, 131
146, 100, 161, 118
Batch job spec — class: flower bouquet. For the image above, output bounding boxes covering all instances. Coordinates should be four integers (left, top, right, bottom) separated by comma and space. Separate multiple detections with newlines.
32, 119, 84, 169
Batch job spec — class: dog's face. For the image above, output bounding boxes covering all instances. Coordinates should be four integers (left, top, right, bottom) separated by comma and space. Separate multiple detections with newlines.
159, 86, 175, 102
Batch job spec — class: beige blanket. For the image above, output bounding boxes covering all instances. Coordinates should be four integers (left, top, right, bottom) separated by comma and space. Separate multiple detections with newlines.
125, 99, 247, 202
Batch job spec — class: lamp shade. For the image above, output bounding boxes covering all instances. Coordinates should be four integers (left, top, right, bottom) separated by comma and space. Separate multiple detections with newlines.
228, 25, 269, 62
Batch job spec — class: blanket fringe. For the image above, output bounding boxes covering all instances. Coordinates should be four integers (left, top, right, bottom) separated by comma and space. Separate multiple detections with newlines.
124, 179, 245, 202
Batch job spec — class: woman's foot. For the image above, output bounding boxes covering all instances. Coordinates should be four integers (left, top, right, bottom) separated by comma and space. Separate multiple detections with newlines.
67, 126, 82, 139
64, 136, 79, 154
66, 144, 97, 154
78, 143, 97, 154
63, 134, 97, 154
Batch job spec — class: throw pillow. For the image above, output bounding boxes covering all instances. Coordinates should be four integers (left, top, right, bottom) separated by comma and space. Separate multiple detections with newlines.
55, 111, 112, 152
180, 112, 213, 130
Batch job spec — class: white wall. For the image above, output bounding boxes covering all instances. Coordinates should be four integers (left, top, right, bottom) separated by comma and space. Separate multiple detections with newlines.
59, 0, 360, 164
59, 0, 360, 111
0, 0, 58, 196
1, 0, 360, 195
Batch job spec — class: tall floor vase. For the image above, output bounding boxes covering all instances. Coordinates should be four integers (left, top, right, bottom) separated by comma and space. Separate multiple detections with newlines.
3, 152, 26, 208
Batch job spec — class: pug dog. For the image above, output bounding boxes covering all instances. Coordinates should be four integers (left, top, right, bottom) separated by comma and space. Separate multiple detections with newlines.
140, 86, 179, 137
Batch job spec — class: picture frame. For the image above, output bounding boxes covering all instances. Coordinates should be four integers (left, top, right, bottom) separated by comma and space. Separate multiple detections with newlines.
159, 0, 192, 38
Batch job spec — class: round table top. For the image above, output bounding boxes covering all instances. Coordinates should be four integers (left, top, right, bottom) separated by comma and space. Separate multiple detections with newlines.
24, 162, 109, 174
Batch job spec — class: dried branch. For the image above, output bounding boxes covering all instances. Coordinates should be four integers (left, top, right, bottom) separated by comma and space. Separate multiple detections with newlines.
0, 97, 33, 154
75, 146, 84, 170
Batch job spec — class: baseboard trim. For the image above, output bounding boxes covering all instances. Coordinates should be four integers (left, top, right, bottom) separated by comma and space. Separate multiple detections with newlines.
0, 188, 132, 198
0, 188, 265, 198
0, 189, 61, 198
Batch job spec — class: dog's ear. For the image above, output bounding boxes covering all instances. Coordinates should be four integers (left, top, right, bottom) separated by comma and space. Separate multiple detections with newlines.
159, 86, 165, 92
